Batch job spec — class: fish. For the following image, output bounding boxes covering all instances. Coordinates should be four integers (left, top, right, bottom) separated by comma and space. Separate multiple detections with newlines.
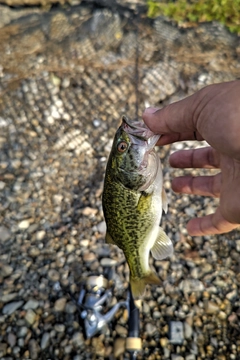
102, 115, 173, 298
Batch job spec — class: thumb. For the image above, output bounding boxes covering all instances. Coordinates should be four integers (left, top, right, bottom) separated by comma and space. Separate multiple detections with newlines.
142, 94, 197, 135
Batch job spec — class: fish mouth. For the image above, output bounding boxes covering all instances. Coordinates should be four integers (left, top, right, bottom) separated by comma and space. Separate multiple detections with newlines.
121, 115, 160, 148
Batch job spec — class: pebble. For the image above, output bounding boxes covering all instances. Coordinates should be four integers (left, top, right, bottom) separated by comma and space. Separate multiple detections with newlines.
82, 207, 98, 216
0, 181, 6, 190
3, 301, 24, 315
100, 257, 117, 267
72, 332, 85, 348
7, 332, 17, 347
2, 292, 18, 302
18, 326, 28, 337
18, 219, 30, 229
0, 343, 7, 357
204, 300, 219, 314
28, 246, 40, 257
113, 337, 125, 358
54, 324, 66, 332
54, 297, 67, 311
41, 332, 50, 350
65, 302, 77, 314
48, 269, 60, 282
23, 299, 39, 310
25, 309, 36, 325
97, 221, 106, 233
235, 239, 240, 252
226, 289, 238, 301
179, 279, 204, 293
184, 321, 193, 339
115, 324, 128, 337
36, 230, 46, 241
0, 226, 11, 242
1, 264, 13, 277
29, 339, 40, 360
145, 323, 158, 336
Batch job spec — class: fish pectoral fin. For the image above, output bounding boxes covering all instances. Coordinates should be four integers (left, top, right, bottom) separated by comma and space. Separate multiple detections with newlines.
151, 227, 173, 260
162, 188, 168, 214
105, 231, 116, 245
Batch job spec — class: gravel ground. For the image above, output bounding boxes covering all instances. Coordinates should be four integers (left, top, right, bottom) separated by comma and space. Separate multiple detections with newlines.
0, 2, 240, 360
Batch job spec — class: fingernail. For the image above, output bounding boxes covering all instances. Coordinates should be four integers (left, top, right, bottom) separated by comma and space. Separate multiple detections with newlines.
143, 107, 160, 115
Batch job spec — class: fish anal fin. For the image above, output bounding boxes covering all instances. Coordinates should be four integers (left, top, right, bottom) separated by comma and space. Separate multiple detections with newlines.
162, 188, 168, 214
151, 227, 173, 260
105, 231, 116, 245
130, 272, 161, 299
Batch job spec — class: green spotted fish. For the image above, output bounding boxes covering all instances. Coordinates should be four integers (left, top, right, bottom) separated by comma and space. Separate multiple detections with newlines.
102, 116, 173, 298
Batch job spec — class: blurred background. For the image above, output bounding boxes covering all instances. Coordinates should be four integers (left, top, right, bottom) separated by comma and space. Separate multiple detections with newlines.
0, 1, 240, 359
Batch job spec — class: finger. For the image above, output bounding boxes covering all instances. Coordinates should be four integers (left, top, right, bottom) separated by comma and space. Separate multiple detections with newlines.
157, 131, 203, 146
143, 93, 197, 134
187, 207, 239, 236
170, 147, 220, 169
172, 174, 221, 197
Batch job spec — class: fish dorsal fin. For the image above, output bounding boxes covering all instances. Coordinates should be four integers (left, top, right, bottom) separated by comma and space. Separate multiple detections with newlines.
162, 188, 168, 214
105, 231, 116, 245
151, 227, 173, 260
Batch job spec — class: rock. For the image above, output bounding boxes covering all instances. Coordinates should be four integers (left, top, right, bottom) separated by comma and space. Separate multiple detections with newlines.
97, 221, 106, 234
0, 343, 7, 357
113, 337, 125, 358
3, 301, 23, 315
185, 356, 196, 360
160, 337, 168, 347
145, 323, 158, 336
226, 289, 238, 301
18, 220, 30, 229
169, 321, 184, 345
72, 332, 84, 348
179, 279, 204, 293
184, 321, 193, 339
28, 246, 40, 257
25, 309, 36, 325
83, 252, 96, 262
18, 326, 28, 337
7, 332, 17, 347
23, 299, 39, 310
204, 300, 219, 315
41, 332, 50, 350
54, 324, 66, 332
235, 239, 240, 252
0, 264, 13, 277
54, 297, 67, 312
218, 311, 227, 320
48, 269, 60, 282
0, 181, 6, 190
2, 292, 18, 303
0, 226, 11, 242
171, 356, 184, 360
36, 230, 46, 241
82, 207, 98, 216
100, 257, 117, 267
115, 324, 128, 337
29, 339, 40, 360
65, 302, 77, 314
66, 244, 75, 253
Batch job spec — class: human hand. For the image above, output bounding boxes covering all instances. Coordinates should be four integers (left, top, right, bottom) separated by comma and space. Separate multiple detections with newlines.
142, 80, 240, 236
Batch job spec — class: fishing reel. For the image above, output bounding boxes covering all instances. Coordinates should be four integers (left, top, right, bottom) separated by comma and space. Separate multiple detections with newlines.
77, 273, 127, 339
74, 267, 142, 359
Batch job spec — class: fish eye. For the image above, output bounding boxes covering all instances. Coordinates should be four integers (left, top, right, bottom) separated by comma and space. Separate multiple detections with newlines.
117, 141, 128, 153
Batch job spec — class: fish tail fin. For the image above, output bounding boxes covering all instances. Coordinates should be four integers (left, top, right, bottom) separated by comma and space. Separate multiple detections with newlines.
130, 272, 161, 299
